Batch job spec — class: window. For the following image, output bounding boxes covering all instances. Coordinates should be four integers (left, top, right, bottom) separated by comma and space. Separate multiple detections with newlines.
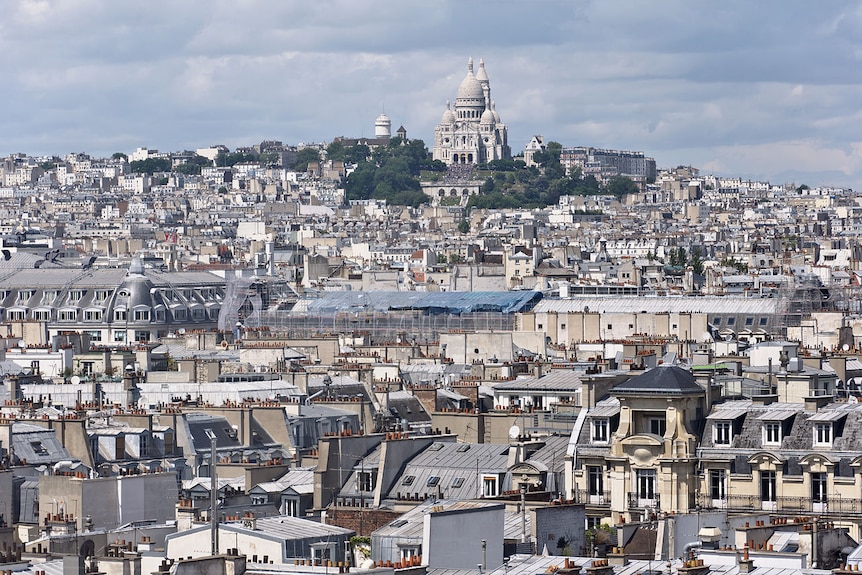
709, 470, 726, 500
32, 310, 50, 321
140, 434, 148, 457
714, 421, 732, 445
134, 330, 149, 342
7, 310, 25, 321
85, 330, 102, 342
113, 330, 126, 342
173, 309, 187, 321
16, 290, 34, 303
283, 498, 299, 517
114, 309, 128, 321
607, 324, 613, 330
763, 422, 781, 445
814, 423, 832, 447
81, 362, 94, 376
760, 471, 777, 502
251, 495, 267, 505
811, 472, 827, 503
636, 469, 656, 500
648, 417, 666, 436
401, 476, 415, 486
31, 441, 48, 455
357, 471, 374, 491
727, 317, 736, 326
84, 309, 102, 321
482, 475, 498, 497
426, 476, 440, 487
744, 317, 754, 326
133, 309, 150, 321
94, 290, 111, 303
115, 435, 125, 459
400, 548, 420, 561
759, 318, 768, 326
592, 419, 609, 443
587, 465, 604, 497
58, 309, 76, 321
452, 477, 465, 488
69, 290, 85, 302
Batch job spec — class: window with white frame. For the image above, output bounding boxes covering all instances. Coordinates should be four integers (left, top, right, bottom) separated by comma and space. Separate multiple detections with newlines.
84, 309, 102, 321
133, 309, 150, 321
763, 422, 782, 446
587, 465, 604, 496
32, 309, 50, 321
636, 469, 656, 500
16, 290, 34, 303
85, 330, 102, 342
709, 469, 726, 500
592, 419, 609, 443
813, 423, 832, 447
114, 309, 127, 321
358, 471, 375, 492
647, 416, 666, 436
713, 421, 732, 445
760, 470, 777, 502
113, 330, 126, 342
58, 309, 76, 321
482, 475, 499, 497
400, 547, 420, 562
7, 310, 25, 321
68, 289, 85, 302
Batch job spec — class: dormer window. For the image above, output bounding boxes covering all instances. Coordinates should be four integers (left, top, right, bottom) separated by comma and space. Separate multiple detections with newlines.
713, 421, 732, 445
592, 419, 609, 444
813, 423, 832, 447
647, 417, 666, 436
763, 421, 782, 446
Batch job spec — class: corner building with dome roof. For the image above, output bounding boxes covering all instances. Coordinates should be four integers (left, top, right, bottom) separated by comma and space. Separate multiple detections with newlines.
432, 57, 511, 165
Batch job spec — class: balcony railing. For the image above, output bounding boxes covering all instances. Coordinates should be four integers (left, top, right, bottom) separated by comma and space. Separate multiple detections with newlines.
697, 493, 861, 515
575, 490, 612, 506
627, 492, 660, 510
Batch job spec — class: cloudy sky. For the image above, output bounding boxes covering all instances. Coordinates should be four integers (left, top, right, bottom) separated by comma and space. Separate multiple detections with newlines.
3, 0, 862, 187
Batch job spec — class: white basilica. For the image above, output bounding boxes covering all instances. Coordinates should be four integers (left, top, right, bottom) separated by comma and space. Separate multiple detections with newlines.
432, 58, 511, 165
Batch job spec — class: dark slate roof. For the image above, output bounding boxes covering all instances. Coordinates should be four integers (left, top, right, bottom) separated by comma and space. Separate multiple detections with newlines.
612, 366, 704, 395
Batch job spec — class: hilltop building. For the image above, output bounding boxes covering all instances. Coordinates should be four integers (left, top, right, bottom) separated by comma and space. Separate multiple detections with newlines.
432, 58, 511, 165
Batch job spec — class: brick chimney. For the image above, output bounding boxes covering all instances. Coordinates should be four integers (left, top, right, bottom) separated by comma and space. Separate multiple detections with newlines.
738, 546, 755, 574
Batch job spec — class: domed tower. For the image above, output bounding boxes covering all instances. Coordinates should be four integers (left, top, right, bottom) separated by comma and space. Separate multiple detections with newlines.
454, 57, 486, 122
432, 57, 510, 165
374, 113, 391, 139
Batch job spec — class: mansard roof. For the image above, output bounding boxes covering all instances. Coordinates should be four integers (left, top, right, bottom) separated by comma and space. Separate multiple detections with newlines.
612, 365, 704, 396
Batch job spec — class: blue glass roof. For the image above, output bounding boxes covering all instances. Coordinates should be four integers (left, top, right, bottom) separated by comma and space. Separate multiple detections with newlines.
302, 290, 542, 314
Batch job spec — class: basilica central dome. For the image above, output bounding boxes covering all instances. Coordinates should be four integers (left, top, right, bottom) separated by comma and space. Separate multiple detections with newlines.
432, 57, 510, 166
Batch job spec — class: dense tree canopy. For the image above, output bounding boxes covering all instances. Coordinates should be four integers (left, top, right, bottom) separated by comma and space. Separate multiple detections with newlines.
290, 147, 321, 172
345, 138, 433, 207
130, 157, 172, 174
174, 154, 212, 175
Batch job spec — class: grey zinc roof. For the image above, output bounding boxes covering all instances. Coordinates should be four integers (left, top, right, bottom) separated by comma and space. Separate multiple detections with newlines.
384, 442, 510, 501
493, 370, 582, 392
11, 422, 72, 464
612, 366, 704, 395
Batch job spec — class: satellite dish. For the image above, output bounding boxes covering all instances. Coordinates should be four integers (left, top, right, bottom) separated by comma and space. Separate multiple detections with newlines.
508, 425, 521, 440
70, 375, 80, 385
850, 395, 859, 404
178, 328, 186, 335
843, 343, 850, 351
17, 340, 26, 349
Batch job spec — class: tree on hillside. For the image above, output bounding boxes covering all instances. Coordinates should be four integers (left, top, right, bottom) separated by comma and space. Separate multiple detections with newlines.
605, 175, 639, 199
291, 147, 321, 172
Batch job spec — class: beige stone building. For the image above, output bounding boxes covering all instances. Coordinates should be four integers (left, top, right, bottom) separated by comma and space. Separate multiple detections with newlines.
570, 366, 705, 525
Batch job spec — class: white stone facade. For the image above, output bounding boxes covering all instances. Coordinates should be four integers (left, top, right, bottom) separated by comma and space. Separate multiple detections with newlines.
432, 58, 510, 165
